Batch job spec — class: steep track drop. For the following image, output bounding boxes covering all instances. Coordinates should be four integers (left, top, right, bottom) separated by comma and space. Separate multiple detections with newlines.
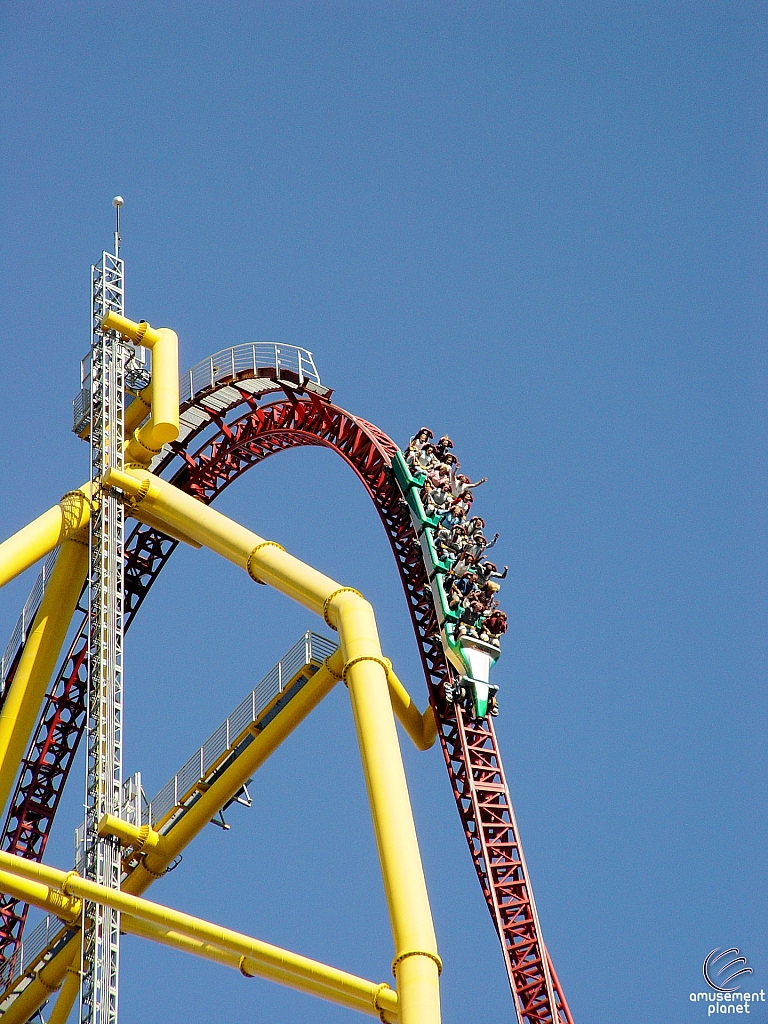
0, 368, 573, 1024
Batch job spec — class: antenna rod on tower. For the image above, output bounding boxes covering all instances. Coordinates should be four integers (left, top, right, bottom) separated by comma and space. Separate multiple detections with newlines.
113, 195, 124, 258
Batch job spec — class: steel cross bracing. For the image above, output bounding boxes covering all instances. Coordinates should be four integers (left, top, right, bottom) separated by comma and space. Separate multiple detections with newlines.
81, 251, 126, 1024
0, 374, 574, 1022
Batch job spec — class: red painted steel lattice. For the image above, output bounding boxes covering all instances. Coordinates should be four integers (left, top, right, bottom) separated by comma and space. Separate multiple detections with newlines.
0, 381, 573, 1023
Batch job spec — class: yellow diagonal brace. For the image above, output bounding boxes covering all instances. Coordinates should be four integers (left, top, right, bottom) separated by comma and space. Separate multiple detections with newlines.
0, 539, 89, 816
0, 654, 345, 1023
44, 965, 81, 1024
122, 917, 397, 1022
0, 487, 90, 590
104, 465, 442, 1024
383, 659, 437, 751
0, 857, 398, 1021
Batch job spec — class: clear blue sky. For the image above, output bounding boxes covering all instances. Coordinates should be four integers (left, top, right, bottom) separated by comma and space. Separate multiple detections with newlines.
1, 4, 766, 1022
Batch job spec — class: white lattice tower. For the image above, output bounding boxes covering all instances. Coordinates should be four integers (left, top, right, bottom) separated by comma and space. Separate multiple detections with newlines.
81, 245, 125, 1024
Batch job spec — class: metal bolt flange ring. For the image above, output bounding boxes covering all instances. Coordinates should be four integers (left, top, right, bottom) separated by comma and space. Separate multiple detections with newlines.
60, 870, 80, 897
391, 949, 443, 976
342, 654, 390, 685
246, 541, 286, 584
322, 586, 363, 629
373, 981, 393, 1022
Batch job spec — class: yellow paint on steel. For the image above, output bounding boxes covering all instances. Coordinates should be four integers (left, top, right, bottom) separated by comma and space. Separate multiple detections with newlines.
99, 311, 163, 348
42, 965, 80, 1024
98, 814, 161, 856
127, 505, 202, 548
2, 463, 441, 1021
0, 540, 89, 817
122, 917, 398, 1022
329, 591, 441, 1024
382, 659, 438, 751
101, 312, 179, 461
0, 854, 399, 1022
0, 486, 91, 591
131, 652, 343, 885
104, 466, 441, 1024
125, 385, 152, 434
126, 914, 397, 1018
0, 869, 81, 923
0, 936, 82, 1024
322, 649, 436, 752
0, 654, 345, 1021
103, 467, 340, 614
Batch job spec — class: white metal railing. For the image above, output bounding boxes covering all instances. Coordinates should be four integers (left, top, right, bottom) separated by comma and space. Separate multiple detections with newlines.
0, 634, 338, 990
0, 550, 58, 695
74, 342, 321, 435
146, 631, 336, 828
0, 911, 62, 991
179, 343, 320, 406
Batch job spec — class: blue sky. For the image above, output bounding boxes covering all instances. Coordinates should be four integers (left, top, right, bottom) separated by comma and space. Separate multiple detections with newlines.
0, 4, 766, 1022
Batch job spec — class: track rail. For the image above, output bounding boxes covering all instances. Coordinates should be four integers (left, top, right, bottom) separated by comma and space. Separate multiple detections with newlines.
0, 375, 572, 1022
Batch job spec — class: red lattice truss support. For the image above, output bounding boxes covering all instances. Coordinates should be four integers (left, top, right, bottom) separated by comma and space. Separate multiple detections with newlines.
0, 386, 573, 1023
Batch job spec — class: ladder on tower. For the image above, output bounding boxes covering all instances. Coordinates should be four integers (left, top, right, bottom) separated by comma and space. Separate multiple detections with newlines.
81, 243, 126, 1024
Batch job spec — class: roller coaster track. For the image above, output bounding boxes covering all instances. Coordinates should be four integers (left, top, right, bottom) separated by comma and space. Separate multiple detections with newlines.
0, 364, 573, 1024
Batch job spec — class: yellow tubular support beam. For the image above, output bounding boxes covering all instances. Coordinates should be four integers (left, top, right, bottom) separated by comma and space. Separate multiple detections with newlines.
0, 936, 82, 1024
325, 651, 438, 749
324, 653, 437, 752
127, 505, 202, 548
123, 917, 398, 1022
0, 854, 399, 1022
44, 966, 81, 1024
383, 659, 438, 751
328, 592, 441, 1024
125, 385, 152, 434
103, 467, 339, 613
0, 654, 347, 1024
0, 487, 91, 590
129, 652, 343, 886
98, 813, 160, 853
103, 466, 441, 1024
101, 312, 179, 462
0, 869, 81, 922
0, 539, 89, 816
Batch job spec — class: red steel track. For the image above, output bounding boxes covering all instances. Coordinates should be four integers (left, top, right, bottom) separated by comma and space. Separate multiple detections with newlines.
0, 380, 573, 1023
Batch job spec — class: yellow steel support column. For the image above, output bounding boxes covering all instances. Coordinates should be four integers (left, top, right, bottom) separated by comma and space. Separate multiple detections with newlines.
0, 538, 89, 815
0, 487, 90, 590
103, 466, 441, 1024
45, 965, 81, 1024
328, 591, 441, 1024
